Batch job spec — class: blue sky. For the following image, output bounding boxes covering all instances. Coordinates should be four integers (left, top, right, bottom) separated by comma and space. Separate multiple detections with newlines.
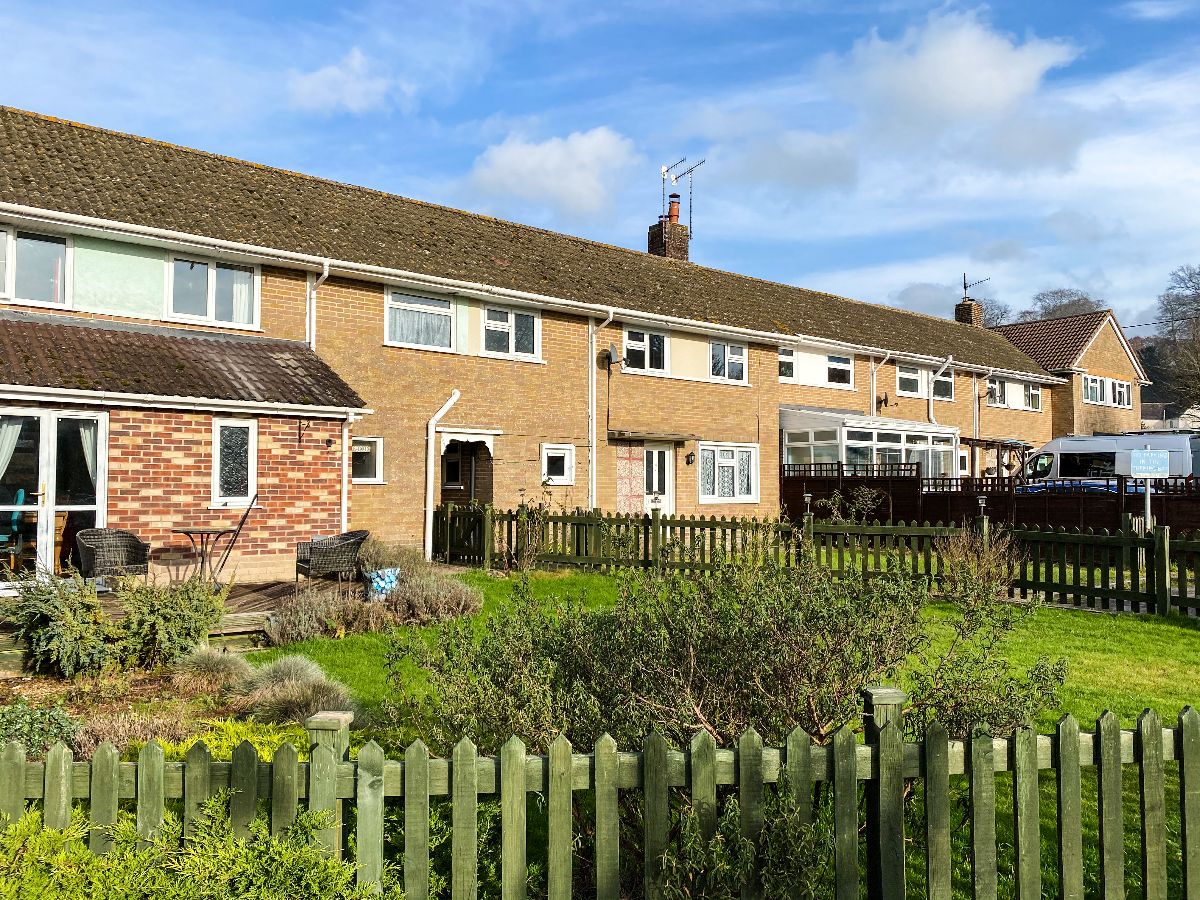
3, 1, 1199, 328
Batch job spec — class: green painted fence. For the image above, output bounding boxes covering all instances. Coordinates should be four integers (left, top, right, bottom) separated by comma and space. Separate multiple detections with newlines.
5, 695, 1200, 898
435, 505, 1200, 616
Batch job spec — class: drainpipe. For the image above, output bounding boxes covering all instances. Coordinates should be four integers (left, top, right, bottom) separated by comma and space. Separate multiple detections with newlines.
340, 416, 350, 532
928, 355, 953, 425
307, 259, 330, 351
974, 369, 995, 477
590, 307, 615, 510
869, 351, 892, 415
425, 390, 461, 559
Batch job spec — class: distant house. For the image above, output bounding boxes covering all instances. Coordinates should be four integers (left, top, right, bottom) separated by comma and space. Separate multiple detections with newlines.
992, 310, 1146, 438
0, 106, 1145, 576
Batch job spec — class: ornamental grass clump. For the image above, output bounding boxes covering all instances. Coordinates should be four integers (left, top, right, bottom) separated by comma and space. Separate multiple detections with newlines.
231, 655, 356, 726
171, 647, 252, 696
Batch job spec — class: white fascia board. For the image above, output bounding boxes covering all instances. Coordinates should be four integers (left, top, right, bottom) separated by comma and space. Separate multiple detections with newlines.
0, 201, 1064, 385
0, 382, 372, 419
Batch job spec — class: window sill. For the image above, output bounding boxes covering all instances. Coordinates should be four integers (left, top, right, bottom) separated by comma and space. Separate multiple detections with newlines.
352, 479, 387, 485
698, 496, 760, 505
780, 379, 855, 391
1, 296, 71, 311
623, 369, 752, 387
479, 352, 547, 365
896, 391, 925, 400
543, 480, 575, 487
383, 340, 460, 355
165, 315, 262, 333
208, 502, 263, 511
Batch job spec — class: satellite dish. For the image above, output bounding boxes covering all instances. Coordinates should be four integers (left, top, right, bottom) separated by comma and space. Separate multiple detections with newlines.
608, 342, 620, 365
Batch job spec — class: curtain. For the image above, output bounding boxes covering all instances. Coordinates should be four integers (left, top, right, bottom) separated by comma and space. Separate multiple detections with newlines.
0, 417, 22, 485
77, 419, 98, 486
230, 267, 252, 324
389, 307, 452, 348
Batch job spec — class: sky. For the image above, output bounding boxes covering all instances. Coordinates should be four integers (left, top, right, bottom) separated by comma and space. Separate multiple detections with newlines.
2, 0, 1199, 329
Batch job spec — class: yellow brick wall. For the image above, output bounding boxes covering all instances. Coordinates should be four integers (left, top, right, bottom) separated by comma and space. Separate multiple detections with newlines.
1067, 321, 1143, 436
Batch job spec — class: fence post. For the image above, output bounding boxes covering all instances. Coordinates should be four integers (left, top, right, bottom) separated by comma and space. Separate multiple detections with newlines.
306, 711, 354, 858
863, 686, 907, 900
650, 507, 661, 566
975, 513, 990, 547
1153, 525, 1171, 616
444, 502, 455, 562
482, 506, 494, 570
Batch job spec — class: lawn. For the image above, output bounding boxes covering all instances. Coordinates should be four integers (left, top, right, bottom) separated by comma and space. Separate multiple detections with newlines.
250, 568, 1200, 730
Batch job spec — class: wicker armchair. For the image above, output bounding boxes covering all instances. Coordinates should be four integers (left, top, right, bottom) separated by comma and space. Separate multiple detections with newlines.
75, 528, 151, 579
296, 530, 369, 585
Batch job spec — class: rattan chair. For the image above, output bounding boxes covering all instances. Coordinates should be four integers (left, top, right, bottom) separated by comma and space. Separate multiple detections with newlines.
76, 528, 151, 579
295, 530, 369, 586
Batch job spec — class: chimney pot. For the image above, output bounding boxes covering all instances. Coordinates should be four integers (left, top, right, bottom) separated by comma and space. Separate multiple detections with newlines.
648, 195, 689, 261
667, 193, 681, 224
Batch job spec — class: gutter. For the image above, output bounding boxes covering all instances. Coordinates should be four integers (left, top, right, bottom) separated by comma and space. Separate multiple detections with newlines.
425, 390, 461, 560
0, 202, 1063, 385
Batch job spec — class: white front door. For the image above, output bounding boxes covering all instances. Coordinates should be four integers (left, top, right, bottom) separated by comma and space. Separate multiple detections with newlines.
643, 442, 674, 514
0, 409, 106, 577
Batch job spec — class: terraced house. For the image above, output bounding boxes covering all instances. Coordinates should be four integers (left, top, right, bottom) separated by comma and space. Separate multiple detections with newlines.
0, 107, 1143, 580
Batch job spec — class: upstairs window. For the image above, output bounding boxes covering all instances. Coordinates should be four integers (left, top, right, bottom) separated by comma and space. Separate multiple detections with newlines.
710, 342, 747, 383
624, 329, 667, 373
1083, 375, 1105, 404
897, 365, 923, 396
932, 369, 954, 400
1024, 384, 1042, 411
170, 257, 256, 326
987, 378, 1007, 407
387, 291, 453, 349
778, 347, 794, 381
483, 307, 539, 359
7, 231, 69, 306
1112, 380, 1132, 408
827, 355, 852, 386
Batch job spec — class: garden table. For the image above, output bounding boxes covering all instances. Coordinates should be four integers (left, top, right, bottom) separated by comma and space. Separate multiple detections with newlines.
172, 526, 235, 581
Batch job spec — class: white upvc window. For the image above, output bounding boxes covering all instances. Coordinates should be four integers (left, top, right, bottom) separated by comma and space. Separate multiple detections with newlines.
932, 369, 954, 401
624, 328, 668, 373
826, 354, 853, 386
1, 229, 72, 307
778, 347, 794, 381
541, 443, 576, 486
897, 364, 923, 397
351, 437, 385, 484
386, 290, 455, 350
710, 342, 747, 383
1024, 384, 1042, 411
483, 306, 540, 360
442, 445, 464, 487
212, 418, 257, 508
168, 255, 258, 327
987, 377, 1007, 407
698, 442, 760, 503
1112, 380, 1132, 408
1083, 375, 1105, 404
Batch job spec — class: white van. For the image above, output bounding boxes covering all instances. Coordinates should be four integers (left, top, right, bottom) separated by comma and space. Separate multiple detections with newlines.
1023, 433, 1200, 481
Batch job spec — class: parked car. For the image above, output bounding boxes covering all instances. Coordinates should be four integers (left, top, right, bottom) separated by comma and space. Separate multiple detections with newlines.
1019, 433, 1200, 493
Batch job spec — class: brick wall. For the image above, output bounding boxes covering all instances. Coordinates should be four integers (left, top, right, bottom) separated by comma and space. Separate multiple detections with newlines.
1067, 322, 1143, 436
106, 408, 344, 582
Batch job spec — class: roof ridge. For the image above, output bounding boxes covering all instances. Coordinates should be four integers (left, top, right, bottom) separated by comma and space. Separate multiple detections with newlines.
992, 308, 1112, 330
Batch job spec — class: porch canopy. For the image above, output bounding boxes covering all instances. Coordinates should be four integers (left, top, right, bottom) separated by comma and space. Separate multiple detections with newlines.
780, 405, 960, 477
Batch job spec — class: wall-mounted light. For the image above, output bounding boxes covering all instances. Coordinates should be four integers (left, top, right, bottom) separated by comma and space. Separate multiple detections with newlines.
685, 451, 696, 466
326, 438, 335, 449
977, 494, 987, 514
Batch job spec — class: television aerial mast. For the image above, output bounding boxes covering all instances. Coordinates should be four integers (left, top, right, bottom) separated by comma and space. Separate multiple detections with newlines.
670, 158, 706, 236
660, 158, 686, 217
962, 273, 990, 300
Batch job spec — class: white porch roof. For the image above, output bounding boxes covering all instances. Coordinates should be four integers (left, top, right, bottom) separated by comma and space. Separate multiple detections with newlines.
779, 405, 959, 438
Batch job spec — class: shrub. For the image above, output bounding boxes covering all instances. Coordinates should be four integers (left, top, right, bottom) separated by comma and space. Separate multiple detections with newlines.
385, 569, 481, 625
239, 655, 325, 693
231, 655, 356, 726
0, 572, 117, 677
358, 538, 426, 578
118, 577, 226, 669
73, 711, 198, 758
0, 799, 399, 898
264, 584, 352, 645
172, 647, 253, 695
153, 719, 310, 761
0, 700, 79, 758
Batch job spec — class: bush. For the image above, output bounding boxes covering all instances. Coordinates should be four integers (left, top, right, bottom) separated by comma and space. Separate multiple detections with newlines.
240, 655, 325, 693
0, 799, 399, 898
357, 538, 426, 579
172, 647, 253, 696
265, 584, 353, 645
73, 711, 198, 758
385, 569, 481, 625
0, 700, 79, 758
231, 655, 356, 726
153, 719, 310, 761
118, 578, 226, 669
0, 572, 117, 677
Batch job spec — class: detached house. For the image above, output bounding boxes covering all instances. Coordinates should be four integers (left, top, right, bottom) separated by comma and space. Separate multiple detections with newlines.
0, 108, 1142, 580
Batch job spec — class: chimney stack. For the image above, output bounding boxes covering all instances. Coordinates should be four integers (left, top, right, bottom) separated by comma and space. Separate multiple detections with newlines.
648, 192, 689, 261
955, 298, 983, 327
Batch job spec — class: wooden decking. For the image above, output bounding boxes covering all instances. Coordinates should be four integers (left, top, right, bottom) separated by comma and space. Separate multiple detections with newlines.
211, 581, 292, 647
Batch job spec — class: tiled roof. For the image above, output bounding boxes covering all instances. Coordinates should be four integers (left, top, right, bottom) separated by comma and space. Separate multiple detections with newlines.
0, 311, 366, 409
990, 310, 1112, 372
0, 107, 1054, 378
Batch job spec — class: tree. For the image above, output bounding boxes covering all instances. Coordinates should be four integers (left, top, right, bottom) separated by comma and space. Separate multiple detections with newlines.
1150, 265, 1200, 411
978, 296, 1012, 327
1017, 288, 1104, 322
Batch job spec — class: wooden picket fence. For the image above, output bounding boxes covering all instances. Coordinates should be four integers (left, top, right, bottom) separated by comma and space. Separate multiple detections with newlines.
5, 695, 1200, 899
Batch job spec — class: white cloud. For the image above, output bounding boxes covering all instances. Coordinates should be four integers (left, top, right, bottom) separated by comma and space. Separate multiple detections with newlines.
287, 48, 397, 115
1117, 0, 1199, 20
469, 127, 641, 218
725, 130, 859, 192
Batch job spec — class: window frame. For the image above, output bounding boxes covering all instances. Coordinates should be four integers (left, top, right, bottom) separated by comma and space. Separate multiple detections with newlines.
710, 341, 748, 384
1083, 375, 1106, 405
2, 228, 74, 309
166, 254, 261, 330
351, 436, 385, 485
697, 441, 760, 504
778, 347, 795, 382
211, 417, 258, 509
987, 377, 1008, 407
623, 328, 669, 374
1111, 379, 1132, 408
540, 443, 576, 486
481, 305, 541, 361
442, 444, 464, 488
384, 289, 457, 353
825, 354, 853, 388
932, 369, 954, 401
897, 364, 924, 398
1024, 383, 1042, 411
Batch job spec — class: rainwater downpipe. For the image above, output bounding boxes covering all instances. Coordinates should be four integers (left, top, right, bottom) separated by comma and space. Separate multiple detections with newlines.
307, 259, 330, 351
869, 351, 893, 414
590, 307, 615, 510
425, 390, 461, 560
927, 355, 953, 426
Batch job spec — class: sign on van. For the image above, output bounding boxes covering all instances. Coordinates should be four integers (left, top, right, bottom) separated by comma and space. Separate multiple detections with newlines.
1130, 449, 1171, 479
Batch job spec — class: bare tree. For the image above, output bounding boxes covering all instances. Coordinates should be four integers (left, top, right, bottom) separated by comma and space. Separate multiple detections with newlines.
1150, 265, 1200, 411
979, 296, 1012, 327
1017, 288, 1104, 322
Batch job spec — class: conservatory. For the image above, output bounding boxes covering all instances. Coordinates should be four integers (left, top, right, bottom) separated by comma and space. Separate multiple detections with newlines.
779, 406, 961, 478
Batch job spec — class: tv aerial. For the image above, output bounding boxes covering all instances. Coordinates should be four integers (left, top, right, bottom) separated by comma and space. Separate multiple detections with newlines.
962, 273, 990, 300
660, 157, 707, 236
